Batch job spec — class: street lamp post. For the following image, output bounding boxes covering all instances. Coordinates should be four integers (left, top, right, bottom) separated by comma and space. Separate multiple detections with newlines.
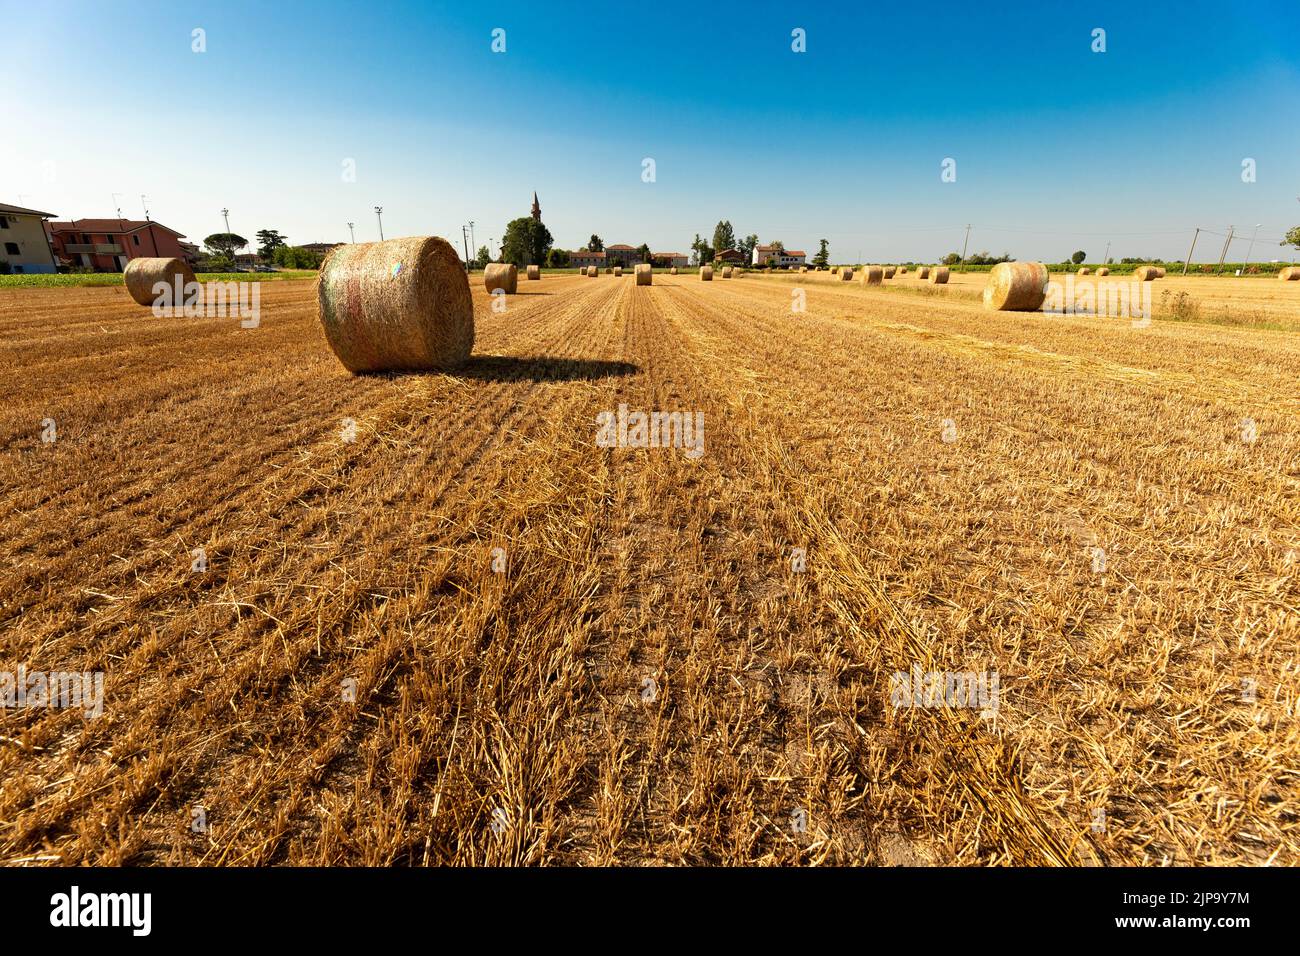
221, 207, 230, 234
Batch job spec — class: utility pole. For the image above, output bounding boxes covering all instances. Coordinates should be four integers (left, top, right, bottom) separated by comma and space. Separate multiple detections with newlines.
347, 222, 356, 243
1102, 240, 1111, 267
960, 224, 971, 271
469, 220, 476, 258
1182, 227, 1200, 275
1215, 225, 1234, 275
374, 206, 384, 241
1242, 223, 1261, 274
462, 225, 471, 270
221, 207, 230, 234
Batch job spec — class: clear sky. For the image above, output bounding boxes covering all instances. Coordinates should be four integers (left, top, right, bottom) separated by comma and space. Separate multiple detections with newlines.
4, 0, 1298, 262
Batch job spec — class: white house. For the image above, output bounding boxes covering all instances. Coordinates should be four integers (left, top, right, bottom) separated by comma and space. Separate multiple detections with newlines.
0, 202, 59, 274
752, 244, 806, 268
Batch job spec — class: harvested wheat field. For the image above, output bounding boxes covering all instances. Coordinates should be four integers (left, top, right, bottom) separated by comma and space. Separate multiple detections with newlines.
1, 272, 1297, 866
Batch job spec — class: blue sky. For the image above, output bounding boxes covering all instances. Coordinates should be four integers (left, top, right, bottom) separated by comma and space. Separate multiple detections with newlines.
5, 0, 1298, 262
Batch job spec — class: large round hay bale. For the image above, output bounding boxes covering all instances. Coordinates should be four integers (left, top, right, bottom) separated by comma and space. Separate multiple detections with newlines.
1280, 267, 1300, 280
1077, 267, 1091, 276
883, 266, 896, 279
982, 261, 1049, 311
862, 266, 883, 284
722, 266, 733, 278
635, 263, 652, 286
526, 264, 540, 280
917, 266, 930, 280
614, 266, 623, 276
587, 266, 598, 277
1096, 267, 1110, 276
840, 268, 854, 281
123, 257, 196, 306
831, 267, 838, 274
930, 266, 950, 284
1154, 266, 1167, 278
317, 236, 473, 373
484, 263, 518, 294
1134, 266, 1159, 281
700, 266, 713, 281
670, 266, 678, 274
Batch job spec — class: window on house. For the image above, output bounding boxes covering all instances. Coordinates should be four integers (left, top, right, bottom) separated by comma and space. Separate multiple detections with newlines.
5, 242, 20, 255
133, 235, 140, 246
0, 216, 9, 228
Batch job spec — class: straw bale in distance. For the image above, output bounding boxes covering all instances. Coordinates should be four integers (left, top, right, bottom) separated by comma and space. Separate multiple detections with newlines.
1134, 266, 1160, 281
123, 257, 196, 307
917, 266, 930, 280
1096, 267, 1110, 276
862, 266, 883, 284
722, 266, 733, 278
883, 266, 896, 278
526, 265, 540, 280
930, 266, 950, 284
635, 263, 652, 286
700, 266, 713, 281
1155, 266, 1167, 278
587, 266, 598, 277
898, 266, 908, 274
1078, 267, 1091, 275
840, 268, 854, 281
614, 266, 623, 276
670, 266, 678, 274
484, 263, 518, 294
1280, 267, 1300, 280
982, 261, 1049, 311
317, 236, 473, 373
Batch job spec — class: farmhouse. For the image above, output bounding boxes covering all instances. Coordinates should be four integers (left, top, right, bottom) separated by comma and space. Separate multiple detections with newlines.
0, 202, 59, 274
654, 252, 689, 267
48, 217, 190, 272
604, 243, 644, 266
753, 244, 806, 267
569, 249, 607, 269
714, 249, 746, 265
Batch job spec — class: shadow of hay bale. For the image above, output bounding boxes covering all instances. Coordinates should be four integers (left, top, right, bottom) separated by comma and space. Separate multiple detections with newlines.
361, 356, 640, 383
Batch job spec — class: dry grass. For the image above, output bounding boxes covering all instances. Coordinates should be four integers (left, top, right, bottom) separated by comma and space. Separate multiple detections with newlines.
0, 271, 1296, 866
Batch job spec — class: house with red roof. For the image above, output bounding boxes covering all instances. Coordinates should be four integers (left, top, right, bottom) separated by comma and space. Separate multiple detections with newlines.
47, 218, 191, 272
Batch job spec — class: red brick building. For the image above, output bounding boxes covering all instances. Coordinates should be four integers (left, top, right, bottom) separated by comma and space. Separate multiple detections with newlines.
47, 218, 191, 272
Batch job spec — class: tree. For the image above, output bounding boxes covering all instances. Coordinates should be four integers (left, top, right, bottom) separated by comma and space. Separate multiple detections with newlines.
501, 217, 553, 267
811, 239, 830, 269
546, 248, 570, 268
770, 240, 786, 256
1282, 226, 1300, 254
273, 245, 324, 269
712, 220, 736, 253
690, 234, 714, 266
738, 234, 759, 263
1071, 250, 1087, 265
635, 243, 652, 264
204, 233, 248, 261
256, 229, 287, 260
942, 252, 962, 266
588, 234, 604, 253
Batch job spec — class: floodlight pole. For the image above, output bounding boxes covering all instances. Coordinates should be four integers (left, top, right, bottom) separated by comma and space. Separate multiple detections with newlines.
374, 207, 384, 242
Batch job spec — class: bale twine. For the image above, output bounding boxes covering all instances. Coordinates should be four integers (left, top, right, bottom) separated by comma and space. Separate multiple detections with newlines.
917, 266, 930, 280
1077, 267, 1091, 275
862, 266, 883, 284
840, 268, 854, 281
614, 266, 623, 276
526, 265, 540, 280
1134, 266, 1159, 281
635, 263, 652, 286
1280, 267, 1300, 281
982, 261, 1049, 311
930, 266, 950, 284
883, 266, 896, 279
484, 263, 518, 294
722, 266, 733, 278
700, 266, 714, 281
1096, 267, 1110, 276
587, 266, 598, 277
123, 257, 196, 306
317, 236, 473, 373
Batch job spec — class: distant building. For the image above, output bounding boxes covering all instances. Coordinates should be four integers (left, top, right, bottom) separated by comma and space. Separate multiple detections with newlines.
569, 249, 607, 269
0, 202, 59, 274
531, 191, 541, 222
752, 244, 806, 267
605, 243, 645, 266
178, 241, 202, 266
653, 252, 689, 267
714, 249, 745, 265
300, 242, 342, 258
47, 218, 190, 272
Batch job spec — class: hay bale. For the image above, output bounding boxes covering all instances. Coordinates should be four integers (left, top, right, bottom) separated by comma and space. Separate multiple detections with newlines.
700, 266, 713, 281
670, 266, 678, 274
587, 266, 598, 277
1134, 266, 1159, 281
883, 266, 896, 279
1155, 266, 1167, 278
614, 266, 623, 276
526, 264, 540, 280
1279, 267, 1300, 280
930, 266, 950, 284
840, 268, 854, 281
831, 267, 839, 274
605, 267, 612, 274
1096, 267, 1110, 276
635, 263, 652, 286
917, 266, 930, 280
123, 257, 196, 306
982, 261, 1049, 311
722, 266, 733, 278
898, 266, 908, 274
862, 266, 883, 284
484, 263, 518, 294
317, 236, 473, 373
799, 266, 808, 273
1077, 267, 1090, 276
